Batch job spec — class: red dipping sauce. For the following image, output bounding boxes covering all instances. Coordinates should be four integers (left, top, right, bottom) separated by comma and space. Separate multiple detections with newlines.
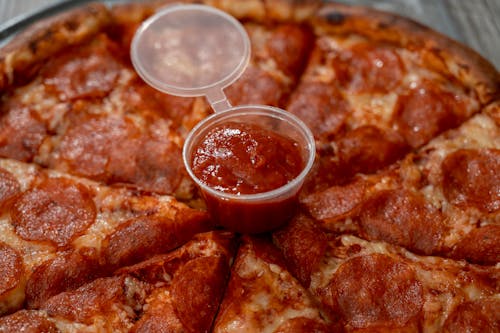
190, 122, 304, 233
191, 122, 304, 195
183, 106, 315, 234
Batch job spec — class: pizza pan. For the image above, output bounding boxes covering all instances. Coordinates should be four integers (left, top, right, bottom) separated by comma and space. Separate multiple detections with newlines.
0, 0, 128, 46
0, 0, 462, 49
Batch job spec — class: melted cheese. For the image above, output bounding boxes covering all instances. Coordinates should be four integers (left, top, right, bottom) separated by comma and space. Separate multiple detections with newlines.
54, 318, 103, 333
0, 159, 37, 191
425, 114, 500, 159
71, 215, 116, 252
0, 217, 55, 270
412, 113, 500, 249
346, 92, 398, 129
216, 245, 325, 333
14, 78, 65, 130
188, 238, 223, 258
313, 235, 499, 332
0, 277, 26, 315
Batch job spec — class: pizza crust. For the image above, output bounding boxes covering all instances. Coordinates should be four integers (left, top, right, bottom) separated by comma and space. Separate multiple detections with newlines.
204, 0, 320, 22
0, 3, 111, 92
1, 0, 497, 105
313, 3, 499, 104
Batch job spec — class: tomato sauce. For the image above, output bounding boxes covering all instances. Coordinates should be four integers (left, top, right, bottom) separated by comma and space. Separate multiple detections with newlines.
191, 122, 303, 194
190, 122, 305, 233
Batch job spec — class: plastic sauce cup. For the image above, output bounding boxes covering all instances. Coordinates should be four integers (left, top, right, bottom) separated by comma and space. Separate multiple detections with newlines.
183, 105, 315, 233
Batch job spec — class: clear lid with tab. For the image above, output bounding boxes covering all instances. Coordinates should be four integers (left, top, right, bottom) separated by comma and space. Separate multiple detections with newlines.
131, 4, 251, 112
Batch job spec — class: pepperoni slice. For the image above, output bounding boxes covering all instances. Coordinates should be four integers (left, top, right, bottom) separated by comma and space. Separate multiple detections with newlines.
273, 215, 328, 287
301, 154, 349, 195
55, 113, 141, 181
393, 81, 464, 148
441, 149, 500, 213
10, 177, 96, 247
451, 225, 500, 265
103, 216, 174, 269
56, 111, 185, 195
327, 254, 423, 329
132, 292, 185, 333
128, 129, 185, 194
336, 43, 405, 94
122, 79, 195, 129
171, 256, 227, 333
266, 24, 313, 78
337, 125, 408, 176
102, 214, 210, 270
0, 106, 47, 162
358, 189, 446, 255
42, 276, 127, 324
25, 248, 102, 309
0, 242, 23, 297
287, 81, 348, 141
302, 178, 367, 222
0, 310, 57, 333
443, 299, 500, 333
42, 35, 123, 100
0, 168, 20, 209
226, 66, 286, 107
117, 231, 234, 284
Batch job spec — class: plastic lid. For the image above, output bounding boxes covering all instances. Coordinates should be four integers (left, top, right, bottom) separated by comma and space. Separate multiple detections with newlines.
131, 4, 251, 112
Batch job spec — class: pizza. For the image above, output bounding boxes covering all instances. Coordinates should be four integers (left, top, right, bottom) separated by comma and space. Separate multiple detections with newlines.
0, 230, 235, 332
0, 157, 211, 313
273, 215, 499, 332
0, 0, 498, 332
303, 104, 500, 264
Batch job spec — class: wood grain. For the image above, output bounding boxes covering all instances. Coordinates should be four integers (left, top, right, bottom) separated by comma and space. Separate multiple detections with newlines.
0, 0, 498, 69
443, 0, 500, 70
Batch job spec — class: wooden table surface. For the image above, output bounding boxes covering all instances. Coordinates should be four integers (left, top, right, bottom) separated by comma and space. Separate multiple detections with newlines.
0, 0, 498, 70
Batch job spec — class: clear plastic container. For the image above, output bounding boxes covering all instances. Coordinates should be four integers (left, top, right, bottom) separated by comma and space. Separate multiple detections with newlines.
131, 4, 316, 233
183, 105, 315, 233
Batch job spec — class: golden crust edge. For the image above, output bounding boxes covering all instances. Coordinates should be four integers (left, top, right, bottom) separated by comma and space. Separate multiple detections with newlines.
483, 99, 500, 126
0, 2, 111, 93
0, 0, 498, 105
311, 2, 500, 105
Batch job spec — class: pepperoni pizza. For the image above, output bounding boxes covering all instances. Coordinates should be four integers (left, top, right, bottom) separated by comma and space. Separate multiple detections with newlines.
0, 0, 498, 332
274, 215, 499, 332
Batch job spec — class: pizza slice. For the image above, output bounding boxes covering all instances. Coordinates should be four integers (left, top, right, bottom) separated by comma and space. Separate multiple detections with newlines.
0, 231, 235, 333
273, 215, 500, 332
0, 2, 209, 199
290, 3, 498, 194
116, 230, 236, 333
0, 3, 111, 92
0, 32, 198, 199
0, 274, 152, 332
312, 3, 499, 104
302, 104, 499, 264
0, 157, 211, 314
213, 235, 335, 333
